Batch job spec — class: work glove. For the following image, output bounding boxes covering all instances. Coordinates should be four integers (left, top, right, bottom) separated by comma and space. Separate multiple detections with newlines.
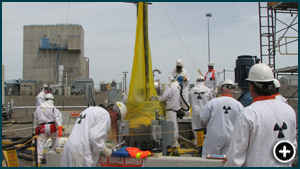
58, 126, 63, 137
184, 111, 190, 117
155, 95, 161, 101
102, 146, 112, 157
182, 76, 187, 81
105, 143, 114, 149
213, 87, 219, 96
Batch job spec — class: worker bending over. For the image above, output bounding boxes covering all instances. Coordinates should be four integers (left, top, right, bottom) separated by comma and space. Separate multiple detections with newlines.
200, 79, 244, 157
225, 63, 297, 167
60, 104, 114, 167
34, 93, 63, 164
188, 75, 213, 145
204, 61, 220, 97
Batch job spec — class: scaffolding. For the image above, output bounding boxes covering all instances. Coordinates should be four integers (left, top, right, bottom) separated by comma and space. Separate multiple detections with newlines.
258, 2, 298, 70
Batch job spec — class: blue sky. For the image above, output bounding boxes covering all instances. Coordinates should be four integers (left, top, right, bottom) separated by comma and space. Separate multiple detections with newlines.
2, 2, 298, 90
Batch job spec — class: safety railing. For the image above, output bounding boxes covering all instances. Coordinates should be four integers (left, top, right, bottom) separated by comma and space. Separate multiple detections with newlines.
13, 106, 88, 117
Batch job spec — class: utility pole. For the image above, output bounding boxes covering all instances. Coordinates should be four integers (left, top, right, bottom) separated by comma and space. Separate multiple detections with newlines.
122, 77, 125, 92
122, 71, 128, 91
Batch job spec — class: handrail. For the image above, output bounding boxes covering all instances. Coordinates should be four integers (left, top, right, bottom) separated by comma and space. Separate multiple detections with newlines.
9, 106, 88, 117
13, 106, 88, 109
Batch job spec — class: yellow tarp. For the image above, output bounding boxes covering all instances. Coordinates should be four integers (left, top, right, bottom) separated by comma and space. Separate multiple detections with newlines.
127, 2, 156, 102
125, 2, 166, 133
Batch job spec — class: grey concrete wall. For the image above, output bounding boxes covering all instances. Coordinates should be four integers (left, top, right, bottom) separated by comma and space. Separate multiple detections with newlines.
23, 24, 88, 90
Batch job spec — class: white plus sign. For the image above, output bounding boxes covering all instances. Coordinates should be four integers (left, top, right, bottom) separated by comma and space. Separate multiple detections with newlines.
279, 145, 291, 158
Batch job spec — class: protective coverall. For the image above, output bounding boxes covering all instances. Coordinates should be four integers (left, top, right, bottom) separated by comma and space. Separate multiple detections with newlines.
36, 90, 63, 124
188, 80, 213, 144
60, 106, 111, 167
34, 100, 62, 161
200, 95, 244, 156
225, 97, 297, 167
36, 90, 46, 108
204, 70, 220, 95
158, 81, 182, 146
273, 93, 288, 104
169, 68, 190, 111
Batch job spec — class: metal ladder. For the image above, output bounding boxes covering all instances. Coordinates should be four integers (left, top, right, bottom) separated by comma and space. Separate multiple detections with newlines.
258, 2, 276, 70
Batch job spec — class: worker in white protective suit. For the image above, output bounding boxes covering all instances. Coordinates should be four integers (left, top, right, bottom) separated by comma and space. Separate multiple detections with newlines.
34, 93, 63, 163
169, 59, 190, 115
225, 63, 297, 167
36, 84, 63, 125
273, 79, 288, 104
188, 75, 213, 145
36, 84, 50, 108
156, 75, 186, 148
200, 79, 244, 157
121, 90, 129, 104
60, 104, 114, 167
204, 61, 220, 97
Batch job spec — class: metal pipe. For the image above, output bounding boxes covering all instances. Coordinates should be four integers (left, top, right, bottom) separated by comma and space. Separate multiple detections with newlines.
35, 137, 38, 167
206, 13, 212, 62
161, 119, 167, 156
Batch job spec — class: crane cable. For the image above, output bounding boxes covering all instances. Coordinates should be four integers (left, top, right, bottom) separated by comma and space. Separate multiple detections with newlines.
57, 2, 71, 82
160, 2, 203, 76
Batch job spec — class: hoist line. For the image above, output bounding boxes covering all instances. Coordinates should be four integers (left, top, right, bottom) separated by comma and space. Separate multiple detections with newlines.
160, 2, 199, 73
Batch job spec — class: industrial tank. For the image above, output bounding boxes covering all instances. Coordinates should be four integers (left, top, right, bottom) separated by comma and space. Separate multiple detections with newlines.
235, 55, 259, 107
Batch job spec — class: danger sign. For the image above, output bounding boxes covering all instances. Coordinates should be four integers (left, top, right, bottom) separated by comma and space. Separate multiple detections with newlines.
99, 156, 144, 167
2, 150, 19, 167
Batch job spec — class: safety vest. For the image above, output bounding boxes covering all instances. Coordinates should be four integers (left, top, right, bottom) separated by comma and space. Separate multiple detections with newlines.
126, 147, 152, 159
205, 70, 217, 81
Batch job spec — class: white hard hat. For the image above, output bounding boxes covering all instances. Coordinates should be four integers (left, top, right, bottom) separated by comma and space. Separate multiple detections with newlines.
196, 75, 205, 82
112, 79, 116, 83
274, 79, 281, 88
116, 102, 127, 120
43, 84, 49, 88
208, 61, 214, 67
109, 100, 127, 120
246, 63, 274, 82
44, 93, 54, 101
221, 79, 235, 87
176, 59, 183, 67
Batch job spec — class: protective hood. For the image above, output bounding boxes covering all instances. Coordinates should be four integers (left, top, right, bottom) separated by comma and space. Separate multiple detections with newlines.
36, 90, 45, 98
170, 81, 181, 89
40, 100, 55, 108
194, 82, 210, 93
173, 67, 183, 74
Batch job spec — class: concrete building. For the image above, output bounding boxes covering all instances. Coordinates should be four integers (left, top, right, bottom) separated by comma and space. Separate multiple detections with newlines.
22, 24, 89, 94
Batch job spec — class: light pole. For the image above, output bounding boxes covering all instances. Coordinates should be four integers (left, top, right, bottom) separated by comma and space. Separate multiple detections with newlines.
206, 13, 212, 62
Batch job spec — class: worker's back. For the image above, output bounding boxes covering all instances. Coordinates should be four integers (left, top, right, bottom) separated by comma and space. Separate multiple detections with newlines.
230, 99, 296, 167
61, 106, 111, 167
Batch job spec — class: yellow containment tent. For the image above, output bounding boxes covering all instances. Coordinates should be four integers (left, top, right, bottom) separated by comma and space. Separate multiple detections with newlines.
125, 2, 166, 134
